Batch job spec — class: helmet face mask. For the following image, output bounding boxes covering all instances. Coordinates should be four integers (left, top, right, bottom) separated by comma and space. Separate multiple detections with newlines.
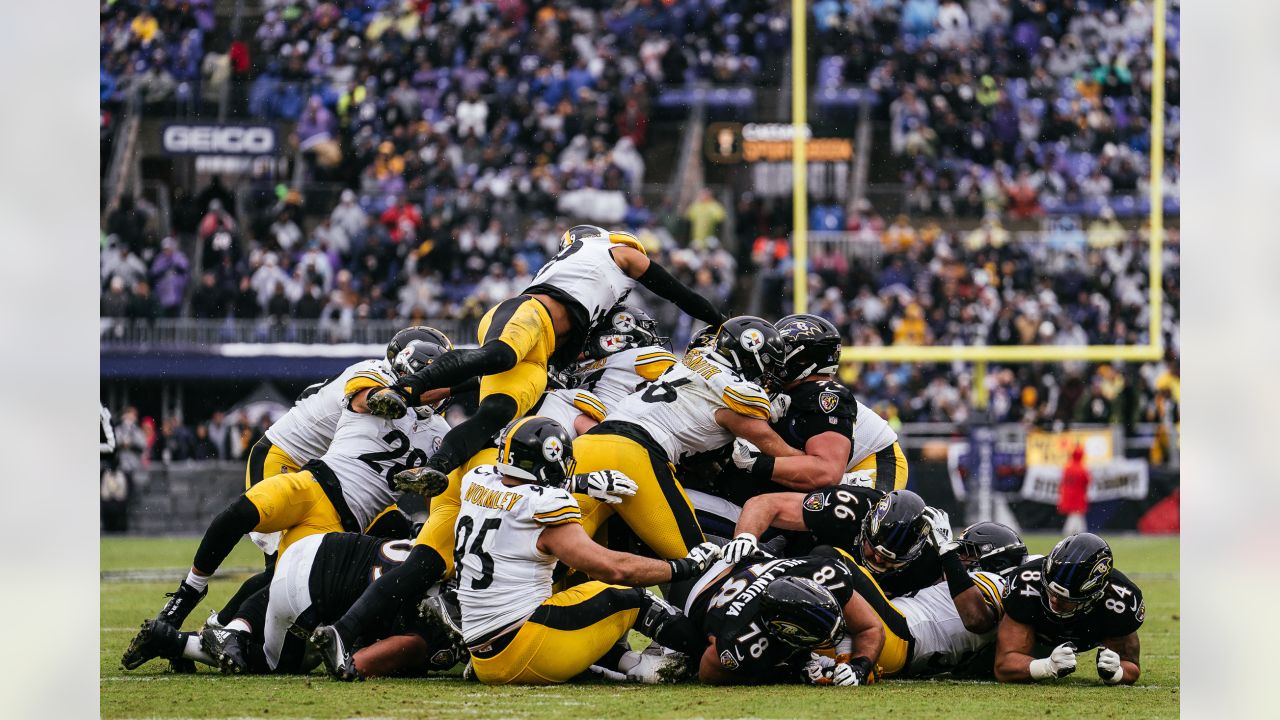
585, 305, 669, 359
956, 521, 1027, 574
1039, 533, 1114, 619
495, 417, 577, 488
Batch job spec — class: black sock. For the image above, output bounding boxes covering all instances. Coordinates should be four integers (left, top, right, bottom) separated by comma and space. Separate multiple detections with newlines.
217, 569, 274, 626
192, 497, 261, 576
635, 591, 705, 658
333, 545, 445, 645
398, 343, 517, 400
427, 394, 518, 475
231, 585, 271, 635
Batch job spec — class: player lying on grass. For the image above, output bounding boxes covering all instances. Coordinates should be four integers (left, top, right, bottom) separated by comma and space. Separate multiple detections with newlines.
122, 532, 460, 678
435, 416, 720, 685
122, 337, 454, 671
995, 532, 1145, 685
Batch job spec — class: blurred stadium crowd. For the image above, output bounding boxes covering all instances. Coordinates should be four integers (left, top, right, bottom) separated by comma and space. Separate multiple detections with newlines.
101, 0, 1179, 452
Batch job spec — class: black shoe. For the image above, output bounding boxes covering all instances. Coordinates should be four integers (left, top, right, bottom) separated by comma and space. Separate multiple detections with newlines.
156, 582, 208, 629
392, 466, 450, 497
418, 587, 468, 663
366, 388, 409, 419
309, 625, 359, 681
121, 619, 183, 671
200, 626, 250, 675
168, 658, 197, 674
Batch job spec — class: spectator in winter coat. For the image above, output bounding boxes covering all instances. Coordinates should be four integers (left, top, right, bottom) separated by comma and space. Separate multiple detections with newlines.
1058, 445, 1091, 535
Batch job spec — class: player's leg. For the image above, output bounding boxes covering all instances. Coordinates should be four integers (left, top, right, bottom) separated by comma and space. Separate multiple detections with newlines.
573, 434, 705, 559
244, 439, 302, 558
471, 582, 702, 685
391, 298, 553, 491
257, 534, 323, 673
873, 442, 909, 492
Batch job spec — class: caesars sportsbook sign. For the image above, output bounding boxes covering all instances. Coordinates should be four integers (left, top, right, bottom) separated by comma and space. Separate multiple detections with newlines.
161, 122, 280, 173
705, 122, 854, 200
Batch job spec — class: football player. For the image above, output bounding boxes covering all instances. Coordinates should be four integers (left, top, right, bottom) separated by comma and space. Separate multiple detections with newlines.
570, 316, 803, 560
569, 304, 678, 410
444, 416, 719, 685
731, 314, 908, 494
121, 532, 459, 678
720, 484, 886, 561
850, 490, 944, 597
122, 339, 454, 671
994, 533, 1144, 685
363, 225, 725, 501
668, 553, 891, 686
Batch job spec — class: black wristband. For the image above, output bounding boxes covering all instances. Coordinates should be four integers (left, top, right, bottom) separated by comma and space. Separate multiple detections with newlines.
941, 549, 974, 598
848, 656, 874, 682
750, 455, 776, 482
667, 557, 698, 582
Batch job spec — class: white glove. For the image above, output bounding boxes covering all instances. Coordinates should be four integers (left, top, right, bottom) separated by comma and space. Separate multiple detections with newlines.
830, 662, 860, 686
1096, 647, 1124, 684
731, 438, 762, 471
920, 507, 958, 554
768, 393, 792, 423
573, 470, 639, 505
1029, 642, 1077, 680
721, 532, 762, 563
802, 653, 836, 685
839, 469, 876, 488
587, 664, 629, 682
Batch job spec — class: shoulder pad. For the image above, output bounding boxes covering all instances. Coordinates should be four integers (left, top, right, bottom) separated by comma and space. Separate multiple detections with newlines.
530, 488, 581, 526
720, 379, 771, 420
571, 390, 608, 421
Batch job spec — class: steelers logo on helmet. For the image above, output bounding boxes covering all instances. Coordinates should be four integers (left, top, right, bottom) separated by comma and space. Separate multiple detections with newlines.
739, 327, 765, 352
541, 435, 564, 463
612, 311, 637, 332
596, 334, 627, 354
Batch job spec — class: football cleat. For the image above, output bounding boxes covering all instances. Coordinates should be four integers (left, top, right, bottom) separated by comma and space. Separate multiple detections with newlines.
418, 588, 466, 657
121, 618, 184, 671
201, 609, 224, 631
626, 646, 693, 684
200, 626, 250, 675
391, 466, 450, 497
155, 582, 208, 629
366, 388, 409, 419
168, 658, 197, 674
309, 625, 359, 681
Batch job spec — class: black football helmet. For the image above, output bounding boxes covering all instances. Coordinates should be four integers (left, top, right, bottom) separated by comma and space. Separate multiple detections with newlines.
709, 316, 787, 390
1040, 533, 1114, 619
559, 224, 608, 249
956, 522, 1027, 575
758, 576, 846, 650
388, 338, 451, 417
686, 324, 719, 353
495, 416, 577, 487
585, 304, 669, 359
859, 490, 930, 574
775, 314, 842, 385
387, 326, 454, 368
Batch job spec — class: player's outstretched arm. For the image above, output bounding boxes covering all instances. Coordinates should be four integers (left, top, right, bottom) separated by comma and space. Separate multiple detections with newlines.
1098, 632, 1141, 685
735, 492, 809, 539
353, 634, 429, 678
840, 590, 886, 683
716, 411, 803, 460
994, 615, 1074, 682
538, 522, 720, 585
612, 245, 726, 326
770, 432, 850, 490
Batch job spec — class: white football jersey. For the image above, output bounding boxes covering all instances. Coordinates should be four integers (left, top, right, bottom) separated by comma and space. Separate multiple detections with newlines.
572, 345, 678, 411
318, 408, 451, 530
265, 358, 392, 465
847, 400, 899, 469
454, 466, 582, 643
533, 388, 606, 440
607, 350, 771, 462
893, 571, 1006, 676
525, 233, 637, 328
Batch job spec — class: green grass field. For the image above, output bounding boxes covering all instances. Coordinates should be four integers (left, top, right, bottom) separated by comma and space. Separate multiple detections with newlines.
101, 534, 1179, 719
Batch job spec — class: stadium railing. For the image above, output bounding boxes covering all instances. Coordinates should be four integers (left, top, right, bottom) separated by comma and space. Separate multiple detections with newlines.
100, 317, 483, 348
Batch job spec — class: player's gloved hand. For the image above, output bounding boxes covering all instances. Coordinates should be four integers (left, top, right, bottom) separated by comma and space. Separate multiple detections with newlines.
365, 387, 409, 419
830, 662, 861, 686
571, 470, 639, 505
721, 532, 764, 563
731, 439, 762, 471
921, 506, 958, 554
1096, 647, 1124, 684
768, 393, 792, 423
803, 653, 837, 685
1029, 642, 1077, 680
839, 469, 876, 488
667, 542, 722, 581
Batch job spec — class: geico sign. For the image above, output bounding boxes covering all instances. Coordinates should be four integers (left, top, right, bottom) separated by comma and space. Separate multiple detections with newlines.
162, 124, 277, 155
